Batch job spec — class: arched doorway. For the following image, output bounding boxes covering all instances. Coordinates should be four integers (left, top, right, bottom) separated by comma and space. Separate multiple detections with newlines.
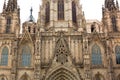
46, 68, 79, 80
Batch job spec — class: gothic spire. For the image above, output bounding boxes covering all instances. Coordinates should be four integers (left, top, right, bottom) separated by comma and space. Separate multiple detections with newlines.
28, 7, 35, 22
6, 0, 18, 12
105, 0, 116, 11
116, 0, 119, 9
3, 0, 6, 12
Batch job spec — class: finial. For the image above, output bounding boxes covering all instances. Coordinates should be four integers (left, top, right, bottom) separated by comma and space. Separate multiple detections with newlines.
116, 0, 119, 9
30, 7, 33, 16
3, 0, 6, 9
29, 7, 35, 22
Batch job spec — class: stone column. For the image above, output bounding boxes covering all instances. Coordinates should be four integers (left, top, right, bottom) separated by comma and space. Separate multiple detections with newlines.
83, 35, 91, 80
11, 40, 18, 80
34, 32, 41, 80
106, 39, 115, 80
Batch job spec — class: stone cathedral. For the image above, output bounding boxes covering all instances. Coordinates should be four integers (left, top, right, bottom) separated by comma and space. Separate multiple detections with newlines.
0, 0, 120, 80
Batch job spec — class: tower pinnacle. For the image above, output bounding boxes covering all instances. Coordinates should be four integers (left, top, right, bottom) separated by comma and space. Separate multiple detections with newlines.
28, 7, 35, 22
3, 0, 6, 12
105, 0, 116, 11
116, 0, 119, 9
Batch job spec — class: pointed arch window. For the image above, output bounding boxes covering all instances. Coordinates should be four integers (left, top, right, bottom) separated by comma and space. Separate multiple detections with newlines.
115, 45, 120, 64
111, 16, 117, 32
21, 45, 31, 67
45, 2, 50, 24
20, 73, 29, 80
0, 47, 9, 66
58, 0, 64, 20
6, 17, 11, 33
72, 1, 77, 23
33, 28, 35, 33
92, 44, 102, 65
28, 26, 31, 33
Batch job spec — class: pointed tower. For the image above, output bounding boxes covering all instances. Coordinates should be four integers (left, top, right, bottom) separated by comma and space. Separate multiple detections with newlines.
3, 0, 6, 13
102, 0, 120, 33
116, 0, 119, 9
0, 0, 20, 35
37, 0, 85, 32
6, 0, 18, 12
22, 7, 36, 34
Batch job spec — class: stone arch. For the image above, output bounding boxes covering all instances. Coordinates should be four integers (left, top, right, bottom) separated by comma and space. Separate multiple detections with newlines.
45, 68, 79, 80
21, 45, 31, 66
20, 72, 31, 80
89, 42, 105, 66
0, 74, 8, 80
94, 72, 105, 80
91, 44, 102, 65
0, 46, 9, 66
72, 1, 77, 23
18, 42, 34, 67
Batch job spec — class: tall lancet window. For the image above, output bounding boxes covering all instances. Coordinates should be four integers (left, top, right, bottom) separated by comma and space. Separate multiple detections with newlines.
6, 17, 11, 33
92, 44, 102, 65
58, 0, 64, 20
45, 2, 50, 24
115, 45, 120, 64
0, 47, 9, 66
21, 45, 31, 67
111, 16, 117, 32
72, 1, 77, 23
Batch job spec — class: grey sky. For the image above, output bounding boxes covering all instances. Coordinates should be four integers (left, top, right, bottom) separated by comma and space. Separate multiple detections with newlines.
0, 0, 120, 24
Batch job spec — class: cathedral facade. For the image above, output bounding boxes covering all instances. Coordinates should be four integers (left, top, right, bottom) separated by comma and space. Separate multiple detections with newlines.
0, 0, 120, 80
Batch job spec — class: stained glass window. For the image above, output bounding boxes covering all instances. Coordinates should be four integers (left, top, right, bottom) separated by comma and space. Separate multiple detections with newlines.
22, 46, 31, 67
45, 2, 50, 24
92, 44, 102, 65
6, 17, 11, 33
0, 47, 8, 66
115, 45, 120, 64
111, 16, 117, 32
58, 0, 64, 20
72, 1, 77, 23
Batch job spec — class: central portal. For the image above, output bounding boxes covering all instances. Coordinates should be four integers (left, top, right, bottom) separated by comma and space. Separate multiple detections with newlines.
46, 68, 79, 80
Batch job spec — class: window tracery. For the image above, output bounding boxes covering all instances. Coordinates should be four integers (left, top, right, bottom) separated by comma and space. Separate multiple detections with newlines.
72, 1, 77, 23
55, 37, 68, 64
111, 16, 117, 32
92, 44, 102, 65
45, 2, 50, 24
21, 45, 31, 67
58, 0, 64, 20
0, 47, 8, 66
115, 45, 120, 64
6, 17, 11, 33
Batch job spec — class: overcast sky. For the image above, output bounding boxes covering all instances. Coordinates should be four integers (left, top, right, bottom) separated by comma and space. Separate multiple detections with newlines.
0, 0, 120, 24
